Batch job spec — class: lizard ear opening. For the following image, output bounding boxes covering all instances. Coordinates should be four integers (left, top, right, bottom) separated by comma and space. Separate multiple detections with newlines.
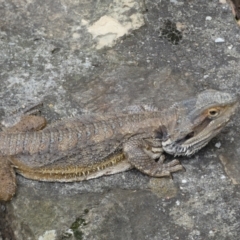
154, 125, 168, 141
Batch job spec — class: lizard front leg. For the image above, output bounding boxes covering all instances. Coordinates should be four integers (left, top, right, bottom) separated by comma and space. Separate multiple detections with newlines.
123, 138, 184, 177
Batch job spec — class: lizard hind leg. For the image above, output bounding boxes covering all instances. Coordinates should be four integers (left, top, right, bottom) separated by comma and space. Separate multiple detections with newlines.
0, 157, 17, 201
123, 139, 184, 177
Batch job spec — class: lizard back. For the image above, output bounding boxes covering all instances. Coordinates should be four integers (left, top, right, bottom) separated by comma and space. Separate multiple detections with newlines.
0, 110, 166, 168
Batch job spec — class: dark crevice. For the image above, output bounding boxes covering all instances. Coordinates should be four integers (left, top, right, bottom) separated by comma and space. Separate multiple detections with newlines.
0, 204, 16, 240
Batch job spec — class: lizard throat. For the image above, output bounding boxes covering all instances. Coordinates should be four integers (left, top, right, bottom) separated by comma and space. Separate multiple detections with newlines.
162, 117, 228, 156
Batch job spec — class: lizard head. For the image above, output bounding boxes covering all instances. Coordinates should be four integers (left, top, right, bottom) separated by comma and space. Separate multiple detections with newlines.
161, 90, 238, 156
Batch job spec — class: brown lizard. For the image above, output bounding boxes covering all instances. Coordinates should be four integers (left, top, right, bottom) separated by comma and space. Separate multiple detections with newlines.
0, 90, 238, 201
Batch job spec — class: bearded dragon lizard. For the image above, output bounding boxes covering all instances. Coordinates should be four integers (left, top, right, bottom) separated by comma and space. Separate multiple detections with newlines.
0, 90, 238, 201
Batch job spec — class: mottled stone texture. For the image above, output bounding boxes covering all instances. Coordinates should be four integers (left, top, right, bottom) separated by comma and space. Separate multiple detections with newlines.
1, 0, 240, 239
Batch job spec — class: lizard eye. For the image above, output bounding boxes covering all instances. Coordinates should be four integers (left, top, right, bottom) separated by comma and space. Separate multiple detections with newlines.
208, 108, 219, 118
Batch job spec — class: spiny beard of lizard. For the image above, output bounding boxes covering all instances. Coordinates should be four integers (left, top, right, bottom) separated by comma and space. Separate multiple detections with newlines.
162, 139, 208, 157
161, 90, 238, 157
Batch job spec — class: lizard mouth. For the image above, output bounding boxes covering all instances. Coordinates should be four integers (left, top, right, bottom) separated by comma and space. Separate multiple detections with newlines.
185, 117, 212, 140
178, 118, 226, 155
184, 117, 214, 141
162, 120, 225, 156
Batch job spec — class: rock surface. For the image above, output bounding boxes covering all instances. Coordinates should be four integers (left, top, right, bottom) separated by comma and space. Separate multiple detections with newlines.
1, 0, 240, 239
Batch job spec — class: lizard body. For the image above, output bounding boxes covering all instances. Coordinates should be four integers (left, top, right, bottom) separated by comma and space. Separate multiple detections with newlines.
0, 90, 238, 201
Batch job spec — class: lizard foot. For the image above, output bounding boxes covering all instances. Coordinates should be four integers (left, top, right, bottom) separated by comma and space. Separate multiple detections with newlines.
147, 159, 184, 177
124, 139, 185, 178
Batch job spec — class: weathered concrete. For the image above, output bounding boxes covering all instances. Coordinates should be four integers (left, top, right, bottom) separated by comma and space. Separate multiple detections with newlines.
1, 0, 240, 239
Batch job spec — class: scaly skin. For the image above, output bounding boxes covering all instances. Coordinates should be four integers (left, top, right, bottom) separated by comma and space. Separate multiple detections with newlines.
0, 90, 238, 201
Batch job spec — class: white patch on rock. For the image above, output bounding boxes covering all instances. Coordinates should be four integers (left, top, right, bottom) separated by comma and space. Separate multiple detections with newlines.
38, 230, 56, 240
88, 16, 127, 39
88, 16, 127, 49
206, 16, 212, 20
88, 16, 125, 49
215, 37, 225, 43
72, 32, 81, 39
215, 142, 221, 148
87, 0, 145, 49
